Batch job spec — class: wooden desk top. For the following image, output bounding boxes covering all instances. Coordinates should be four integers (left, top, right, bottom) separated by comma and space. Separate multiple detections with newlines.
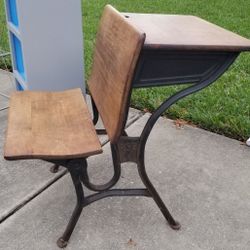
123, 13, 250, 52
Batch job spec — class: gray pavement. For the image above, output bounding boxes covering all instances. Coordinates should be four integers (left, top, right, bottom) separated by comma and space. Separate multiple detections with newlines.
0, 69, 14, 97
0, 70, 250, 249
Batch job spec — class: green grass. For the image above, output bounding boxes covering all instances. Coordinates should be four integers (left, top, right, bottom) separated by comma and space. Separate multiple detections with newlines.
1, 0, 250, 140
0, 1, 8, 51
0, 1, 11, 69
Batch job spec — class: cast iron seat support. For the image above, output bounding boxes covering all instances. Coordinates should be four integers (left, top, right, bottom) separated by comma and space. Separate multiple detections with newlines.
48, 138, 180, 248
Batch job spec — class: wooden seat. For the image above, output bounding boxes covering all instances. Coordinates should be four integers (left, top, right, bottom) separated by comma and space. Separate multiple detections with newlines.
4, 88, 102, 160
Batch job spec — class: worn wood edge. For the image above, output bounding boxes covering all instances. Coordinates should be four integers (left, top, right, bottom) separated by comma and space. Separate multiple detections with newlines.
3, 92, 14, 160
143, 44, 250, 52
4, 148, 103, 161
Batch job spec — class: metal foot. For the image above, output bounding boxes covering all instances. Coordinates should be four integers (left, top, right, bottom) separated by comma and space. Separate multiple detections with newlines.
50, 164, 60, 173
57, 238, 68, 248
169, 220, 181, 230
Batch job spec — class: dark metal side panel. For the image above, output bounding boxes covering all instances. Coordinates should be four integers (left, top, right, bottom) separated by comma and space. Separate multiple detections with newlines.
132, 50, 237, 87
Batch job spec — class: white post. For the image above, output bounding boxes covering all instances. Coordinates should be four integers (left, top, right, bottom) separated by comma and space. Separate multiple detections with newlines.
4, 0, 85, 93
246, 138, 250, 146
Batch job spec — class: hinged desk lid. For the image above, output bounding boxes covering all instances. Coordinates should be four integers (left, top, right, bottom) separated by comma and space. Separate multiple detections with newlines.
123, 13, 250, 51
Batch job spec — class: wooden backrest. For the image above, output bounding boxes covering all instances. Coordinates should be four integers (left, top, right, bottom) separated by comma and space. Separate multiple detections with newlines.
88, 5, 145, 143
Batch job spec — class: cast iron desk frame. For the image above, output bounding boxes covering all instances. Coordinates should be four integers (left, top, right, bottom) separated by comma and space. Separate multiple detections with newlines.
50, 15, 250, 248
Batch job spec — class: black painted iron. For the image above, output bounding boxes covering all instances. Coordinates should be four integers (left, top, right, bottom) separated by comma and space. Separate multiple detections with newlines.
48, 52, 238, 248
50, 164, 60, 173
132, 51, 238, 88
91, 96, 99, 126
47, 156, 153, 248
81, 144, 121, 192
56, 159, 86, 248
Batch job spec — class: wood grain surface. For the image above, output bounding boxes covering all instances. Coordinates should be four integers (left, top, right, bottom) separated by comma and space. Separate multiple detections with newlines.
89, 5, 146, 143
123, 13, 250, 51
4, 89, 102, 160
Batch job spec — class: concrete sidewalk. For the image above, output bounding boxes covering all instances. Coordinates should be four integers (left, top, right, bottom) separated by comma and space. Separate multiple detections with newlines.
0, 70, 250, 250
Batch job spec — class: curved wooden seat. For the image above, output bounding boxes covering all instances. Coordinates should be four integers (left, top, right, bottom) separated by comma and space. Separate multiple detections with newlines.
4, 88, 102, 160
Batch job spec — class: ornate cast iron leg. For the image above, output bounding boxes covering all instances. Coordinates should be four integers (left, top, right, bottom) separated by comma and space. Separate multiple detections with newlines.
137, 148, 180, 229
113, 57, 239, 230
80, 144, 121, 192
57, 161, 86, 248
136, 55, 239, 228
116, 137, 180, 229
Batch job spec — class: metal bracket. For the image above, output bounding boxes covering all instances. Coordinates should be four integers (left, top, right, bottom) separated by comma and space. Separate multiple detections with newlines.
117, 136, 140, 163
